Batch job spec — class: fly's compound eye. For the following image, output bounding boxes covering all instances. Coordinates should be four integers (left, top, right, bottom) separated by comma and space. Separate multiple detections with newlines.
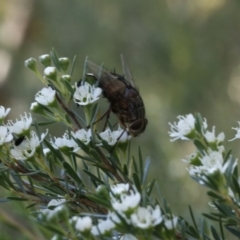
129, 118, 148, 136
130, 119, 144, 130
130, 118, 148, 130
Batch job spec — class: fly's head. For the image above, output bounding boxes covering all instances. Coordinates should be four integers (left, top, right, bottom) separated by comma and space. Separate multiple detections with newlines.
128, 118, 148, 137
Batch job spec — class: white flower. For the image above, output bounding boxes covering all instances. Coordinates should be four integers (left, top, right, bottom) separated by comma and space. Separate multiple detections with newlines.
187, 150, 230, 176
38, 204, 66, 221
7, 112, 32, 135
48, 198, 66, 208
130, 205, 162, 229
72, 128, 91, 145
10, 130, 48, 160
44, 66, 57, 76
217, 132, 225, 143
99, 128, 117, 146
201, 151, 223, 169
120, 234, 138, 240
111, 183, 130, 195
43, 148, 50, 155
218, 145, 225, 154
38, 208, 54, 219
204, 127, 225, 144
230, 122, 240, 141
73, 216, 92, 232
99, 127, 130, 146
35, 87, 56, 106
164, 216, 178, 230
169, 114, 196, 141
91, 225, 100, 236
0, 126, 13, 145
46, 205, 65, 220
52, 205, 65, 213
52, 132, 79, 152
111, 189, 141, 213
73, 82, 102, 105
0, 106, 11, 119
115, 126, 131, 143
91, 217, 116, 236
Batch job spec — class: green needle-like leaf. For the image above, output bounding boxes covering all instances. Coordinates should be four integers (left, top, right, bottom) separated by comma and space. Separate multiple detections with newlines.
142, 157, 150, 184
210, 226, 221, 240
50, 48, 61, 71
62, 161, 83, 185
133, 173, 141, 193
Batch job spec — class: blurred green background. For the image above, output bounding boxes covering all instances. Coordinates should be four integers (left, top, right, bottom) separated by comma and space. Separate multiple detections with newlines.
1, 0, 240, 234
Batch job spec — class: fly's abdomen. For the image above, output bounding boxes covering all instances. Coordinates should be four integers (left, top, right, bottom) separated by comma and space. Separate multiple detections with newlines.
112, 92, 145, 123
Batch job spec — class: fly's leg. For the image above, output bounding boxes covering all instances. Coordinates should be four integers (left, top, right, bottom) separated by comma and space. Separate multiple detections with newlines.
102, 108, 111, 131
87, 108, 111, 129
109, 128, 128, 153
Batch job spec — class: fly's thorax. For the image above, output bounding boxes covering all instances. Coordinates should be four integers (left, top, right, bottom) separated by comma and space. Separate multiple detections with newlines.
122, 86, 139, 99
101, 84, 125, 101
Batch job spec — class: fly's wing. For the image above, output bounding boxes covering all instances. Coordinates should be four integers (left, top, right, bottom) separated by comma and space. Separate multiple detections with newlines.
87, 60, 126, 98
120, 54, 137, 88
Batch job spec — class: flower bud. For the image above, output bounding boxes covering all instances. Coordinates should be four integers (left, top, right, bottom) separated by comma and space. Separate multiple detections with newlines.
39, 54, 51, 67
44, 67, 57, 81
24, 58, 37, 72
43, 148, 51, 156
0, 106, 11, 122
96, 185, 110, 200
61, 74, 71, 82
59, 57, 70, 72
30, 102, 45, 115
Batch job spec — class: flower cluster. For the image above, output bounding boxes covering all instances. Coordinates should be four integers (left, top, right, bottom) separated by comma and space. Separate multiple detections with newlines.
89, 184, 177, 237
169, 114, 229, 177
169, 113, 240, 221
41, 183, 178, 239
0, 110, 49, 161
0, 113, 131, 164
0, 74, 131, 162
10, 130, 48, 161
2, 50, 240, 240
38, 197, 67, 221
